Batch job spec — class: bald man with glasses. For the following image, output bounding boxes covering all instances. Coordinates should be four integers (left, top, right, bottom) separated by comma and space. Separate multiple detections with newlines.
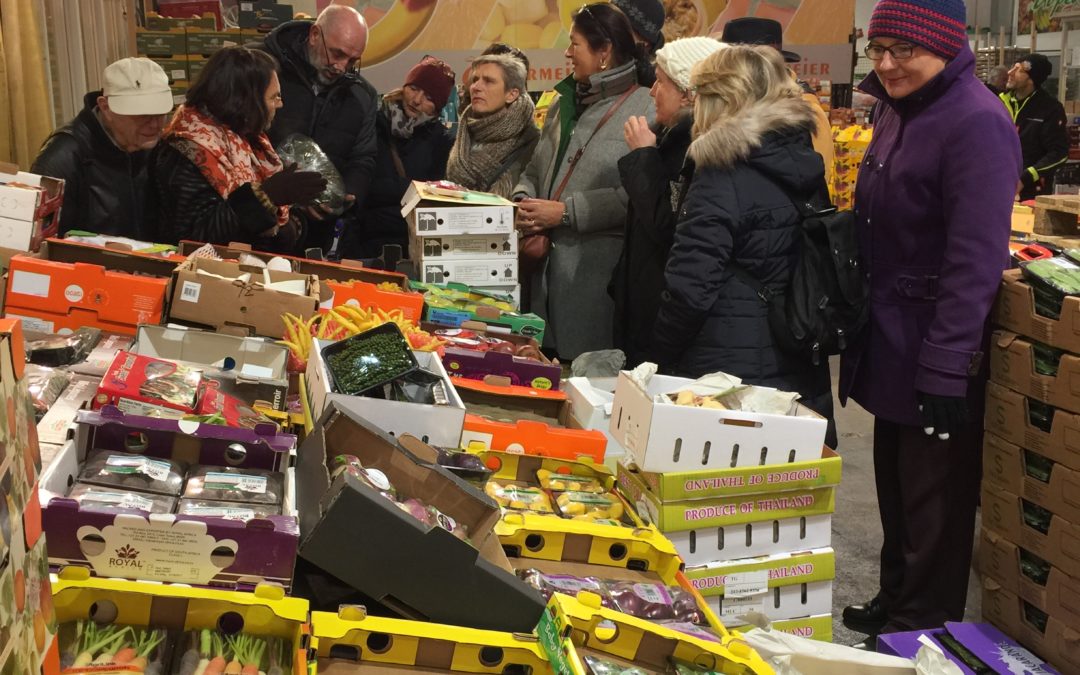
260, 5, 378, 257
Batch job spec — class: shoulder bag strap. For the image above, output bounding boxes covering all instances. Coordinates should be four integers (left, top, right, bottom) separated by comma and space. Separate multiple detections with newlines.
551, 86, 638, 201
485, 143, 532, 192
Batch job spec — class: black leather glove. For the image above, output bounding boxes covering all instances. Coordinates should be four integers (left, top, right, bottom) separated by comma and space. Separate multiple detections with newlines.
261, 163, 327, 206
917, 391, 968, 441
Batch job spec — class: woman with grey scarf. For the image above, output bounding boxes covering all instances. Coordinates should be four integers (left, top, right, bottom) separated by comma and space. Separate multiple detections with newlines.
512, 2, 653, 361
447, 53, 540, 198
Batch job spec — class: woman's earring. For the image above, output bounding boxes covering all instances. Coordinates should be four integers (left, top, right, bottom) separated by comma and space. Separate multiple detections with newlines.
600, 59, 607, 70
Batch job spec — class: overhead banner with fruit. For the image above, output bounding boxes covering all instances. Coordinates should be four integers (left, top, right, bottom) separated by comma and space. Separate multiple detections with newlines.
347, 0, 855, 92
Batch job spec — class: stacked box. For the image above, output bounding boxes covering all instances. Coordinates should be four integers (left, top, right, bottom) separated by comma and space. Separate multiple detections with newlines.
402, 180, 520, 300
0, 318, 61, 673
831, 124, 872, 210
978, 271, 1080, 672
137, 13, 241, 102
609, 371, 839, 642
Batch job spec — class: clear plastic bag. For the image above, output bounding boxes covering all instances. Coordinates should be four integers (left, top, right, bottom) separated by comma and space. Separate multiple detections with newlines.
275, 133, 347, 216
183, 465, 284, 505
26, 364, 72, 419
604, 581, 704, 624
78, 451, 186, 497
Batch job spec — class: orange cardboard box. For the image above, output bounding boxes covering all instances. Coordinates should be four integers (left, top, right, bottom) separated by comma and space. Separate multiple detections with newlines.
4, 254, 168, 333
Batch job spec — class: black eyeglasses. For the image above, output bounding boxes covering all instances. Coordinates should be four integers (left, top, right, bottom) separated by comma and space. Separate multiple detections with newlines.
864, 42, 916, 61
320, 29, 361, 73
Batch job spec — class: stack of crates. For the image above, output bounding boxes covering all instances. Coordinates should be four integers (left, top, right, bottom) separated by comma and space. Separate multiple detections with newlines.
136, 13, 252, 104
977, 267, 1080, 673
608, 370, 841, 642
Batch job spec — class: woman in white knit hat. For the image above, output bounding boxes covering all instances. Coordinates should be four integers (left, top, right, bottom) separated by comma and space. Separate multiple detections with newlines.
610, 36, 724, 367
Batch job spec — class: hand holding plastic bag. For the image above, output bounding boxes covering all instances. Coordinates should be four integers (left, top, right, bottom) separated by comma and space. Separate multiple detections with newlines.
275, 133, 346, 215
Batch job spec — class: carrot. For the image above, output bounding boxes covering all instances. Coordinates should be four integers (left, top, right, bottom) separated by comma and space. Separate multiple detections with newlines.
113, 647, 138, 664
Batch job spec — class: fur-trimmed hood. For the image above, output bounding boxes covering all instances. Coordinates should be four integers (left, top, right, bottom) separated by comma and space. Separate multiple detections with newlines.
688, 95, 820, 178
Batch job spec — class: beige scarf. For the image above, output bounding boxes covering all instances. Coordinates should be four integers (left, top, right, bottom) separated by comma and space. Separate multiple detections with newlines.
446, 93, 539, 198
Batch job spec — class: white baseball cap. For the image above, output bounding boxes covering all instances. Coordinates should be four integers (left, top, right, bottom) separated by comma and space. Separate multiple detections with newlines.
103, 58, 174, 115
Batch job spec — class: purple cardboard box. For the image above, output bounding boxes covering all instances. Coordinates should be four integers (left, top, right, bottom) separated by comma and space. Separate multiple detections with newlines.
442, 346, 562, 390
39, 406, 299, 590
877, 622, 1060, 675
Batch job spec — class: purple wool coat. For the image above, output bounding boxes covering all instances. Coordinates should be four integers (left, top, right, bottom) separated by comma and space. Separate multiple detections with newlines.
839, 46, 1022, 426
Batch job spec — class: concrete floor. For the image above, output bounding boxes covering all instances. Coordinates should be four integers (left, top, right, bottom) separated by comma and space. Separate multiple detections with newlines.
829, 359, 982, 646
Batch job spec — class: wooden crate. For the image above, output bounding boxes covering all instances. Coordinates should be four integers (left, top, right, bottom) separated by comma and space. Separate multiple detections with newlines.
1033, 195, 1080, 234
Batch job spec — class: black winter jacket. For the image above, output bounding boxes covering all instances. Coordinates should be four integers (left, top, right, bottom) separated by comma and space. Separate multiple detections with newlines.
649, 95, 833, 418
1000, 87, 1069, 200
610, 115, 692, 367
149, 141, 296, 253
350, 103, 454, 259
261, 22, 378, 207
31, 92, 157, 239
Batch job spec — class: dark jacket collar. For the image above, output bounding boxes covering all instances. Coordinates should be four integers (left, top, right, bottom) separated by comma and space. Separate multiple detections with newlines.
264, 20, 365, 92
75, 90, 135, 163
858, 45, 976, 116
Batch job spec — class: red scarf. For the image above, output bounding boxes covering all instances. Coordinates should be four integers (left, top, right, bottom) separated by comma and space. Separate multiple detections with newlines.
165, 105, 288, 225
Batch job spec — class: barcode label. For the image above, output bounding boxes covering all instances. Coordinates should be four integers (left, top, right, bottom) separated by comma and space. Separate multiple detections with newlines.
180, 281, 201, 303
204, 471, 267, 494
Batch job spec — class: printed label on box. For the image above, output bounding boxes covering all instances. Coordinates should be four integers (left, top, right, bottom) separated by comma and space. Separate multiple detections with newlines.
184, 505, 256, 522
724, 571, 770, 598
64, 284, 84, 302
180, 280, 202, 303
205, 471, 267, 494
5, 312, 54, 334
105, 454, 172, 481
77, 515, 238, 584
116, 397, 185, 419
81, 490, 156, 512
720, 594, 764, 620
10, 269, 51, 297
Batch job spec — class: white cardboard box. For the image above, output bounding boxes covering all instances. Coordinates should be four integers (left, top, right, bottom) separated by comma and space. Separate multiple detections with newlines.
402, 181, 515, 236
412, 233, 517, 260
610, 371, 826, 473
305, 340, 466, 448
706, 580, 833, 626
667, 513, 833, 567
565, 376, 626, 461
419, 258, 519, 286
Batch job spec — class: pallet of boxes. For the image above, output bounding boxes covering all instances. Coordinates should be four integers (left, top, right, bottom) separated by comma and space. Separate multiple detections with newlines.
401, 180, 521, 304
979, 258, 1080, 673
610, 365, 840, 642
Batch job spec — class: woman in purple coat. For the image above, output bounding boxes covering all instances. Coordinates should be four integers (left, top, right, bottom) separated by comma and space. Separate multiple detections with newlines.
838, 0, 1021, 645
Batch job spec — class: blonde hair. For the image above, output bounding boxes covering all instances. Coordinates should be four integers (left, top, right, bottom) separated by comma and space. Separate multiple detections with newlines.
690, 44, 802, 139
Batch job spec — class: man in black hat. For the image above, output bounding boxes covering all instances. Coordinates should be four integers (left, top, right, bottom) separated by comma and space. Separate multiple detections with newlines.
1001, 53, 1069, 201
611, 0, 666, 85
720, 17, 834, 187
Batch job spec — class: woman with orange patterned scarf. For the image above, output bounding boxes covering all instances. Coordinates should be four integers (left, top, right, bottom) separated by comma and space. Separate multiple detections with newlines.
150, 47, 325, 251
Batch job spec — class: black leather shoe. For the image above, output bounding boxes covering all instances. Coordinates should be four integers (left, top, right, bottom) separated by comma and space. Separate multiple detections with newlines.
843, 596, 888, 634
851, 637, 877, 652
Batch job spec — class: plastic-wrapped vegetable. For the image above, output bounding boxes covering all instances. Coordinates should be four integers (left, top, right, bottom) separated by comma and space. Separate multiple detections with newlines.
79, 451, 185, 497
183, 465, 284, 506
661, 623, 722, 644
275, 133, 346, 216
1022, 257, 1080, 318
583, 655, 648, 675
329, 454, 398, 500
67, 483, 177, 514
604, 581, 703, 624
171, 628, 286, 675
537, 469, 605, 494
395, 498, 469, 540
1032, 341, 1065, 376
484, 480, 555, 513
26, 364, 72, 420
555, 491, 624, 521
59, 621, 167, 674
26, 327, 101, 367
517, 568, 611, 605
176, 499, 280, 522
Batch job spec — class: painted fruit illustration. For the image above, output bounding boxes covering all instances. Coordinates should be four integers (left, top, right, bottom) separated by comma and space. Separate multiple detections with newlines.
359, 0, 439, 66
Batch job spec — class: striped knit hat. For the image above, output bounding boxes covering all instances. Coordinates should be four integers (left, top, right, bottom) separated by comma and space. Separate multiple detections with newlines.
868, 0, 967, 60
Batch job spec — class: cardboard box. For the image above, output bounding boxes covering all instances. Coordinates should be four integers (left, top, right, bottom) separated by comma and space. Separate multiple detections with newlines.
619, 448, 841, 502
462, 407, 608, 464
666, 514, 834, 568
0, 165, 64, 252
167, 257, 323, 338
982, 432, 1080, 524
980, 528, 1080, 629
767, 614, 833, 643
312, 606, 551, 675
684, 547, 836, 596
5, 254, 169, 334
984, 381, 1080, 472
135, 28, 187, 57
564, 376, 626, 460
185, 29, 242, 56
981, 579, 1080, 674
66, 333, 134, 378
876, 622, 1061, 674
703, 580, 833, 627
144, 11, 216, 30
41, 238, 182, 279
617, 462, 836, 532
995, 268, 1080, 354
150, 56, 190, 83
132, 324, 290, 411
412, 232, 517, 260
39, 408, 299, 589
305, 341, 466, 448
990, 330, 1080, 415
980, 485, 1080, 580
609, 371, 827, 473
420, 258, 519, 286
444, 346, 561, 391
402, 180, 516, 236
535, 593, 772, 675
93, 351, 202, 418
52, 568, 310, 675
237, 1, 293, 31
176, 240, 424, 320
295, 403, 546, 632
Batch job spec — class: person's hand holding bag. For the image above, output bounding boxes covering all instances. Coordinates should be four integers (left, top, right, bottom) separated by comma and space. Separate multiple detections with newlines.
260, 163, 327, 206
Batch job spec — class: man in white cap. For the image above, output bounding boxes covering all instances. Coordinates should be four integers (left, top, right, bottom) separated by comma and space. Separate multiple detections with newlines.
33, 57, 173, 239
